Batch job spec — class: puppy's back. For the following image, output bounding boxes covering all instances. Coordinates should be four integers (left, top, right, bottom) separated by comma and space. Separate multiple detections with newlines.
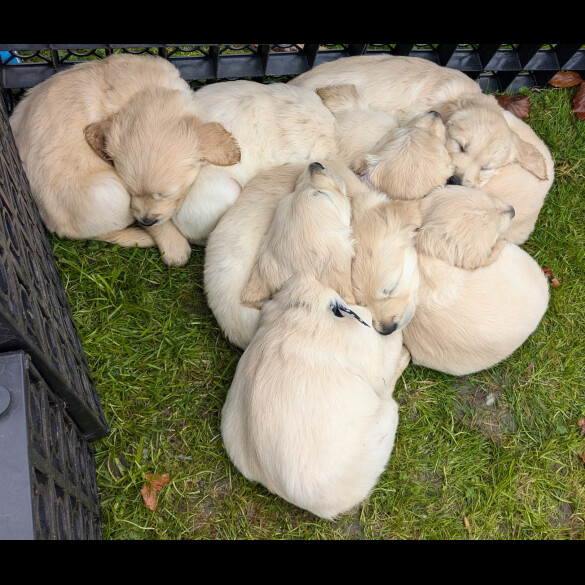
404, 244, 549, 375
221, 273, 402, 519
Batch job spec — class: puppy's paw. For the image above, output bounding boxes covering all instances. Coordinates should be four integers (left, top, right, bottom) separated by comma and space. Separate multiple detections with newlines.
159, 238, 192, 266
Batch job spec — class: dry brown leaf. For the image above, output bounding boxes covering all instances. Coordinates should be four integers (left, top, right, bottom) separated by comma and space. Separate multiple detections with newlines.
495, 94, 530, 119
463, 516, 472, 536
541, 266, 561, 287
548, 71, 583, 88
571, 82, 585, 121
579, 419, 585, 435
579, 454, 585, 465
140, 473, 170, 511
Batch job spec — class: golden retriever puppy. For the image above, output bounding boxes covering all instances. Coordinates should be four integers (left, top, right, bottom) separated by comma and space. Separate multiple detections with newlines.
416, 184, 516, 270
240, 161, 355, 309
10, 53, 241, 266
204, 164, 298, 349
290, 55, 548, 188
353, 111, 455, 200
172, 80, 338, 244
316, 84, 454, 199
350, 189, 421, 335
402, 243, 549, 376
205, 159, 367, 349
398, 185, 547, 375
221, 271, 409, 519
480, 109, 555, 244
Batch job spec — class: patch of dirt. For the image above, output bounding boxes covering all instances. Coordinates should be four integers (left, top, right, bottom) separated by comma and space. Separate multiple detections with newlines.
452, 378, 517, 443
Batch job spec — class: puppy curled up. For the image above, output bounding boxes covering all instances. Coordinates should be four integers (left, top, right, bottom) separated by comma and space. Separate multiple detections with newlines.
10, 53, 241, 266
401, 185, 549, 376
205, 159, 364, 350
221, 271, 409, 519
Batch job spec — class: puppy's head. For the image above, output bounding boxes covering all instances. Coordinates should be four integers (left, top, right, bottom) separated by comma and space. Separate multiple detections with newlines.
416, 184, 515, 269
352, 202, 420, 335
241, 162, 351, 309
438, 95, 548, 188
354, 111, 454, 200
266, 271, 372, 329
84, 86, 240, 227
292, 161, 351, 225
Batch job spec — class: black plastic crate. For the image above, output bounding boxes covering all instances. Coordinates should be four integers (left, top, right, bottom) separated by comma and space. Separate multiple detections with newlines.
0, 350, 102, 539
0, 95, 108, 440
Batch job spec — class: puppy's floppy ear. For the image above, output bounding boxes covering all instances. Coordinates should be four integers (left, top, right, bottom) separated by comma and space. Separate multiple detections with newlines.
512, 132, 548, 181
84, 119, 114, 165
187, 118, 241, 167
316, 84, 365, 113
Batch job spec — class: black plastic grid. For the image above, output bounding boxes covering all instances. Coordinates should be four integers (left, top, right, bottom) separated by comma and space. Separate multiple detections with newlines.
0, 95, 109, 440
0, 351, 102, 540
1, 44, 584, 112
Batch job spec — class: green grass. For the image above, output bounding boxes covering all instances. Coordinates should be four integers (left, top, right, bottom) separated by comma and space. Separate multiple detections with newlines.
51, 85, 585, 540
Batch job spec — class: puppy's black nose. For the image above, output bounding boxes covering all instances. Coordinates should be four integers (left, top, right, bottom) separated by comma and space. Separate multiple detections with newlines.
377, 322, 398, 336
428, 110, 442, 120
447, 174, 462, 186
138, 217, 157, 227
309, 162, 324, 172
508, 205, 516, 219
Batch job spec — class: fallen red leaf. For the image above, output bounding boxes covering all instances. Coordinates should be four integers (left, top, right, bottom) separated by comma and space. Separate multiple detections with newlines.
548, 71, 583, 88
140, 473, 170, 511
541, 266, 561, 287
495, 94, 530, 119
571, 82, 585, 121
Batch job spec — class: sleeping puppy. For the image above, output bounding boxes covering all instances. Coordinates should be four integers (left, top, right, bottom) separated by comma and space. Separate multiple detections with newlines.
173, 80, 338, 245
402, 243, 550, 376
240, 161, 355, 309
289, 55, 548, 188
350, 188, 421, 336
480, 109, 555, 245
10, 53, 240, 266
221, 271, 409, 520
401, 185, 548, 375
415, 184, 516, 270
205, 159, 364, 350
316, 83, 454, 199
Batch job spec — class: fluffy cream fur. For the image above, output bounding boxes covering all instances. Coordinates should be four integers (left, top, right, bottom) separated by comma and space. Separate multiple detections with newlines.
350, 190, 421, 336
481, 109, 555, 244
172, 80, 339, 244
316, 83, 454, 199
402, 243, 549, 375
221, 271, 409, 520
204, 159, 370, 350
240, 162, 355, 309
290, 55, 548, 188
10, 53, 241, 266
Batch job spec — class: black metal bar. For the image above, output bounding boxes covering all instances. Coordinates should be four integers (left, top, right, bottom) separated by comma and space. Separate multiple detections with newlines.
437, 44, 458, 66
257, 44, 270, 76
516, 44, 542, 68
347, 44, 368, 56
554, 44, 583, 69
395, 44, 414, 56
477, 44, 501, 69
302, 44, 320, 69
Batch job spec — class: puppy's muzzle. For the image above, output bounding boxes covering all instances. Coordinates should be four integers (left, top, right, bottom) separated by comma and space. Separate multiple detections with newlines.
375, 322, 398, 336
138, 217, 158, 227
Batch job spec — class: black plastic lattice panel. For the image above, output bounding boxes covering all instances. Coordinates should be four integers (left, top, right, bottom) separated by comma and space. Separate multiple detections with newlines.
1, 44, 585, 111
0, 96, 108, 439
0, 351, 102, 540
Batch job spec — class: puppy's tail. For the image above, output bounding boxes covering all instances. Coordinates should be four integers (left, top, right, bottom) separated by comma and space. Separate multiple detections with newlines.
96, 227, 155, 248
